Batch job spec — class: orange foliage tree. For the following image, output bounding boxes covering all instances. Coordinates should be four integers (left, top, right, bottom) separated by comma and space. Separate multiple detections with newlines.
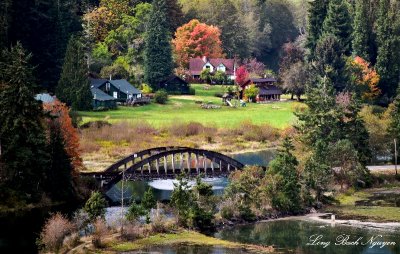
172, 19, 224, 68
349, 56, 380, 100
43, 100, 83, 171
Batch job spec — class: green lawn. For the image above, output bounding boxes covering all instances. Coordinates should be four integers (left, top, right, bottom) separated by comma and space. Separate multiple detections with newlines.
79, 84, 299, 129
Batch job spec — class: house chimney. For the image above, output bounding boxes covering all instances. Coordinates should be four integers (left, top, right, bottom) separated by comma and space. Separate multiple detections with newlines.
202, 56, 208, 63
109, 74, 112, 80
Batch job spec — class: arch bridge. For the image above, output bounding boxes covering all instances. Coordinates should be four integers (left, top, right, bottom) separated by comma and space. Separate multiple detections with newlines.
81, 147, 244, 190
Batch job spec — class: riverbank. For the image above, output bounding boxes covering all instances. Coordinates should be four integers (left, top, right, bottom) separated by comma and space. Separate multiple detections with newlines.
69, 230, 275, 254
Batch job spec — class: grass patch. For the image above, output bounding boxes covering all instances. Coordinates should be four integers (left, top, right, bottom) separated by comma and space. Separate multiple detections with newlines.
109, 231, 274, 253
78, 84, 298, 129
330, 188, 400, 222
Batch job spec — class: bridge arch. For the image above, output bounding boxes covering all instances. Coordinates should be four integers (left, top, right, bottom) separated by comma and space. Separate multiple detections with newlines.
84, 147, 245, 190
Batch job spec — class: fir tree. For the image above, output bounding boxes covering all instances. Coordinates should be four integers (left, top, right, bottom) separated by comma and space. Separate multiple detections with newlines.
375, 0, 400, 101
0, 43, 49, 202
322, 0, 353, 55
267, 137, 302, 213
306, 0, 329, 59
46, 120, 76, 201
56, 36, 92, 110
144, 0, 173, 90
314, 35, 348, 91
166, 0, 184, 34
352, 0, 373, 62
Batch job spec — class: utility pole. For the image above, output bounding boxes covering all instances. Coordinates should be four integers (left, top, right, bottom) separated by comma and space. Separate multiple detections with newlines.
121, 167, 125, 233
395, 139, 398, 176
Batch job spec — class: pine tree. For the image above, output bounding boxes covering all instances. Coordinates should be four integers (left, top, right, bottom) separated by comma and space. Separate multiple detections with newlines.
144, 0, 173, 90
352, 0, 373, 62
376, 0, 400, 101
306, 0, 329, 59
267, 137, 302, 213
0, 43, 49, 202
314, 35, 348, 91
166, 0, 184, 34
56, 36, 92, 110
46, 120, 76, 201
322, 0, 353, 55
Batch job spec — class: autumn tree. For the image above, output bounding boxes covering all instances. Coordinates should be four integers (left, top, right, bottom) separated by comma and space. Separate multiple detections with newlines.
43, 100, 83, 171
281, 61, 309, 101
243, 58, 266, 78
235, 66, 249, 88
173, 19, 224, 68
347, 56, 381, 101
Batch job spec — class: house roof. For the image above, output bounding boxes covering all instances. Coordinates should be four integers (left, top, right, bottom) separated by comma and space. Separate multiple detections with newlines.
251, 78, 277, 83
90, 78, 141, 95
90, 87, 117, 101
158, 75, 189, 85
189, 57, 235, 75
258, 85, 282, 96
35, 93, 56, 103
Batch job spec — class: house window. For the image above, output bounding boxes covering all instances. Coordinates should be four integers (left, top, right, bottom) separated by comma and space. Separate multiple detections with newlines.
113, 92, 118, 98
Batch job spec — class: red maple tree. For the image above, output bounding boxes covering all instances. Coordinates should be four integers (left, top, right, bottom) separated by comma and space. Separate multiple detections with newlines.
173, 19, 224, 68
235, 66, 249, 87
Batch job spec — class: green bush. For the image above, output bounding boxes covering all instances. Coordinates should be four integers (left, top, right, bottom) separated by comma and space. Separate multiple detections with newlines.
84, 191, 108, 221
154, 89, 168, 104
220, 206, 234, 220
126, 202, 146, 221
188, 87, 196, 95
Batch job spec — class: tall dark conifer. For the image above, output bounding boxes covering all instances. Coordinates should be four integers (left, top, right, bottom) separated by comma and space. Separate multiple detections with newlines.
306, 0, 329, 59
0, 43, 49, 202
322, 0, 353, 55
353, 0, 373, 62
144, 0, 173, 90
376, 0, 400, 101
166, 0, 184, 34
56, 36, 92, 110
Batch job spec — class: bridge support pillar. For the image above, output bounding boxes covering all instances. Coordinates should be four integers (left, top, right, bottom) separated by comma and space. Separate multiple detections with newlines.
228, 163, 231, 171
171, 154, 175, 173
180, 153, 183, 170
156, 158, 160, 174
195, 153, 199, 173
219, 160, 222, 171
187, 153, 191, 172
211, 157, 215, 173
204, 154, 208, 171
147, 162, 151, 173
164, 156, 168, 173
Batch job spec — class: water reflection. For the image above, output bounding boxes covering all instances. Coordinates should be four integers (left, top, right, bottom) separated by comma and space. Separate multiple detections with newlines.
106, 149, 276, 203
216, 219, 400, 254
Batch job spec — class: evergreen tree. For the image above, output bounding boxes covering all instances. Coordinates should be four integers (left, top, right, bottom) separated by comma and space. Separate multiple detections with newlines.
56, 36, 92, 111
46, 120, 76, 201
144, 0, 173, 90
166, 0, 184, 34
376, 0, 400, 101
306, 0, 329, 59
0, 43, 49, 202
322, 0, 353, 55
352, 0, 373, 62
314, 35, 348, 91
141, 187, 156, 211
266, 137, 302, 213
84, 191, 108, 221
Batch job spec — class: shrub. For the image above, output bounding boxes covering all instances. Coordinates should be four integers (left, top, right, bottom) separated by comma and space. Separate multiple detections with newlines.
92, 219, 108, 248
84, 191, 108, 221
220, 206, 234, 220
39, 213, 74, 252
188, 87, 196, 95
154, 89, 168, 104
62, 232, 80, 250
149, 214, 177, 234
126, 202, 146, 221
121, 222, 145, 240
141, 83, 153, 94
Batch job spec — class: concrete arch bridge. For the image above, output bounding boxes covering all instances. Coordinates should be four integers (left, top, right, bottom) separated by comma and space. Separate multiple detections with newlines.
81, 146, 245, 191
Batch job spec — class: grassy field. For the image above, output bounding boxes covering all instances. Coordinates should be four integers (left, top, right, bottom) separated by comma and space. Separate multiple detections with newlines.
78, 84, 299, 129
